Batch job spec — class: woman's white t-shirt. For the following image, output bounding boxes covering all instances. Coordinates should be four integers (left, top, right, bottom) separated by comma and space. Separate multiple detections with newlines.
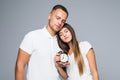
67, 41, 93, 80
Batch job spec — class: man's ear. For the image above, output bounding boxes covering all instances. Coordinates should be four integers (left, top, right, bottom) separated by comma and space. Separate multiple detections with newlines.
48, 13, 51, 20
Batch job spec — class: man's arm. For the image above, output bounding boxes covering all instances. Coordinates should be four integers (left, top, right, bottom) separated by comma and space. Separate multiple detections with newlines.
15, 48, 30, 80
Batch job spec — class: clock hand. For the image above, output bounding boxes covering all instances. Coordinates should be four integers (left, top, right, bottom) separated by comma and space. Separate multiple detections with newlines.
62, 55, 64, 60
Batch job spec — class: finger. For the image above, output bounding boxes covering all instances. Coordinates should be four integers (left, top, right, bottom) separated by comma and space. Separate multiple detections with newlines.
57, 62, 67, 67
65, 61, 70, 65
56, 53, 61, 56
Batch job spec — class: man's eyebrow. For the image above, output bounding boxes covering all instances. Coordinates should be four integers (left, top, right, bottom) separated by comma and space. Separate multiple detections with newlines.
62, 19, 66, 23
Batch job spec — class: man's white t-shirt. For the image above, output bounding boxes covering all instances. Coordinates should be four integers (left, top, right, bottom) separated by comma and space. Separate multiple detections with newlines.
67, 41, 93, 80
20, 27, 61, 80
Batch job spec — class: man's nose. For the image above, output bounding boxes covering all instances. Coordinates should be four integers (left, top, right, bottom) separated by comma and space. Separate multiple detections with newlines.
58, 20, 62, 25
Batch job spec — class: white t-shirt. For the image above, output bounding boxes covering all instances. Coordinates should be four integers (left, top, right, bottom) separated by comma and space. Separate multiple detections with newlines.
20, 27, 61, 80
67, 41, 93, 80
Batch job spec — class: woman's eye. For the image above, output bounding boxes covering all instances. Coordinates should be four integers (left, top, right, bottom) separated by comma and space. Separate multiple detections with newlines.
65, 30, 68, 33
59, 33, 63, 36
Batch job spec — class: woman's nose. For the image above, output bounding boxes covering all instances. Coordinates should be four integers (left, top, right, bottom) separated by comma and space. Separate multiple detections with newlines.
63, 33, 66, 37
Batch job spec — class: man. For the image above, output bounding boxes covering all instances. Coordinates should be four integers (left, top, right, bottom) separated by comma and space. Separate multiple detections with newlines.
15, 4, 68, 80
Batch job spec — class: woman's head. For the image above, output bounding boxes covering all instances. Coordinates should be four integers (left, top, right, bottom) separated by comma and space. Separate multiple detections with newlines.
57, 23, 77, 44
57, 23, 78, 52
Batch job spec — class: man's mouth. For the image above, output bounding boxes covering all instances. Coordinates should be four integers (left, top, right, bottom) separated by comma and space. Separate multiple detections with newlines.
56, 25, 61, 29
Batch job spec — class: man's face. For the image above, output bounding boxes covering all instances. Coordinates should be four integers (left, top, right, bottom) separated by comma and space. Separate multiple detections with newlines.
48, 9, 68, 32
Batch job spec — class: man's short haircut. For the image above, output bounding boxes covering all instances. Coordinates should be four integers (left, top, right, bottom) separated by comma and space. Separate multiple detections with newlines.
51, 4, 69, 17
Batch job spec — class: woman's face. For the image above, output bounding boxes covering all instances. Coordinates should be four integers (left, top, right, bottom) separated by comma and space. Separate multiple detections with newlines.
59, 27, 72, 43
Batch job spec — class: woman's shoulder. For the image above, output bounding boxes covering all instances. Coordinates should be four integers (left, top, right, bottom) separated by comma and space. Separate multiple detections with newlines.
79, 41, 92, 55
79, 41, 92, 46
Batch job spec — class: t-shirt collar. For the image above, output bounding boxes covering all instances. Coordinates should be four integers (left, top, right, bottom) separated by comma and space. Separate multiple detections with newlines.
43, 27, 57, 39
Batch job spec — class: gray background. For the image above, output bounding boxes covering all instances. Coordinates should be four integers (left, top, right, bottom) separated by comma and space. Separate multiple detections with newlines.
0, 0, 120, 80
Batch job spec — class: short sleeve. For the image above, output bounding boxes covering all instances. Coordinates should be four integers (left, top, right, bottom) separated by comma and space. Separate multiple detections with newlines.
20, 31, 34, 54
80, 41, 92, 55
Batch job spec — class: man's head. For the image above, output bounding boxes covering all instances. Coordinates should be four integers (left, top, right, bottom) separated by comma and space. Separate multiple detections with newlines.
47, 4, 69, 36
51, 4, 68, 18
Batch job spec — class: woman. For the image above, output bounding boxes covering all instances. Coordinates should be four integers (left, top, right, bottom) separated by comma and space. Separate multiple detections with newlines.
55, 23, 99, 80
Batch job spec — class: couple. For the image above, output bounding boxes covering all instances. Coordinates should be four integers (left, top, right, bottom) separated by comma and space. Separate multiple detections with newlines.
15, 4, 99, 80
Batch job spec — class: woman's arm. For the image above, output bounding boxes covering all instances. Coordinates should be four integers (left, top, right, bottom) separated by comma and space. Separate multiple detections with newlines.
54, 54, 69, 80
56, 66, 68, 80
86, 48, 99, 80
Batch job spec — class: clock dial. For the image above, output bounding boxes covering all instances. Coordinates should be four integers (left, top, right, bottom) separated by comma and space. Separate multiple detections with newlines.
60, 53, 68, 62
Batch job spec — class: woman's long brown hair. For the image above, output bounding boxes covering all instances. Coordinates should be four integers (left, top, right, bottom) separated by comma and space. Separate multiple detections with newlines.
57, 23, 85, 75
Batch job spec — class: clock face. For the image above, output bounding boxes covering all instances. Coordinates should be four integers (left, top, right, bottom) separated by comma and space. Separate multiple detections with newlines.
60, 53, 68, 62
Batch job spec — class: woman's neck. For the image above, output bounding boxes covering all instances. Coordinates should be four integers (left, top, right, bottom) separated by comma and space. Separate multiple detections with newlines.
68, 48, 73, 55
68, 42, 73, 55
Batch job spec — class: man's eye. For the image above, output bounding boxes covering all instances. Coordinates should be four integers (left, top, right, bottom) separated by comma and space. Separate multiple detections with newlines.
62, 20, 66, 23
56, 16, 60, 20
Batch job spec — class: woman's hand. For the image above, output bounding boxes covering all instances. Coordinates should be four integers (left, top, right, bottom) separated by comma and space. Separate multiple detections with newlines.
54, 53, 70, 68
54, 53, 69, 79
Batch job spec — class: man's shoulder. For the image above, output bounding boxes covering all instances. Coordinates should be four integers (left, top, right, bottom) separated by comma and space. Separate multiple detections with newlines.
28, 27, 44, 34
24, 27, 44, 38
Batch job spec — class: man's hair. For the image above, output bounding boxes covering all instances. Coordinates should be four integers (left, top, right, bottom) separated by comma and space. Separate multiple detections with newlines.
51, 4, 69, 17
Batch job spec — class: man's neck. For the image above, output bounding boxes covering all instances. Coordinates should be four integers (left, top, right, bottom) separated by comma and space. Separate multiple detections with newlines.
46, 25, 56, 37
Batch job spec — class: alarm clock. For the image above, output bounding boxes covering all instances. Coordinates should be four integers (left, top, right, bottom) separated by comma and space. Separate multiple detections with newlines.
58, 51, 68, 62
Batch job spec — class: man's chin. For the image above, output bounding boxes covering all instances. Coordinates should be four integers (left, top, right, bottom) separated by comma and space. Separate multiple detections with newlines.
55, 29, 60, 32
